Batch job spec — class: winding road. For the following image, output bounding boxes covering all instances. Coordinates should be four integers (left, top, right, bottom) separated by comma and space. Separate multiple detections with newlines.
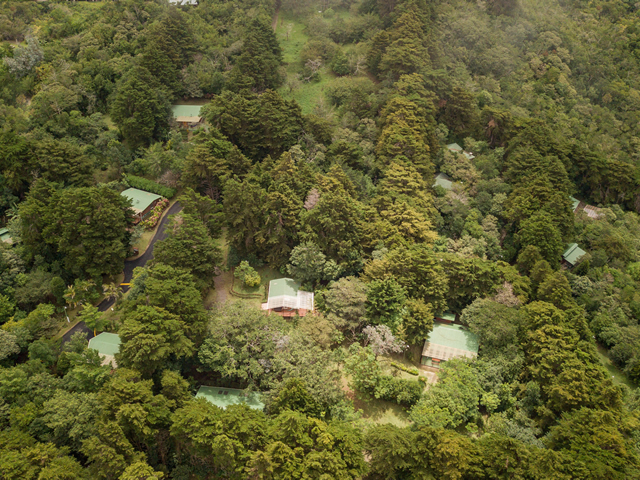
61, 201, 182, 344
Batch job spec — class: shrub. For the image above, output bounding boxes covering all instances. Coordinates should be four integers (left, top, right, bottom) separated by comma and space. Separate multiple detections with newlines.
140, 198, 169, 230
391, 361, 419, 376
125, 175, 176, 198
375, 376, 423, 407
234, 261, 261, 288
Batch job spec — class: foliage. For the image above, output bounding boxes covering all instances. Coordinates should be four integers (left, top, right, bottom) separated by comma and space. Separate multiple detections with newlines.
125, 175, 176, 199
234, 261, 261, 288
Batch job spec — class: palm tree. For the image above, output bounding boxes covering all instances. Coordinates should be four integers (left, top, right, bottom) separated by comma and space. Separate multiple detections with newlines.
63, 285, 78, 309
103, 283, 122, 304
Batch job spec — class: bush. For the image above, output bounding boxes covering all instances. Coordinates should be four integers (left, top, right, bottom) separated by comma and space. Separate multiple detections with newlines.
140, 198, 169, 230
125, 175, 176, 198
234, 261, 261, 288
375, 376, 423, 407
391, 361, 419, 376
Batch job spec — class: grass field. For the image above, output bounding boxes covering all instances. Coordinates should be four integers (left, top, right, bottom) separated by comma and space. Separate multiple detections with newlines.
274, 12, 373, 114
596, 344, 636, 389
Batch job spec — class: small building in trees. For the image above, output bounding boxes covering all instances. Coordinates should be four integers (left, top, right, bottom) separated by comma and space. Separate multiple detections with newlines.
0, 228, 13, 245
262, 278, 314, 317
421, 322, 479, 368
447, 143, 475, 160
196, 386, 264, 410
433, 172, 453, 191
562, 243, 587, 268
171, 105, 204, 129
434, 311, 456, 324
120, 188, 163, 224
570, 195, 603, 219
88, 332, 121, 368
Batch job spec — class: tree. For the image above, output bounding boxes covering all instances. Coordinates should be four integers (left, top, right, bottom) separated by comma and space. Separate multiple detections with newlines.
78, 305, 104, 337
110, 66, 171, 149
228, 19, 284, 92
102, 283, 122, 305
3, 35, 43, 78
198, 303, 290, 388
118, 305, 194, 378
401, 297, 434, 346
410, 359, 482, 429
0, 330, 20, 361
300, 188, 365, 271
152, 213, 222, 290
461, 299, 524, 356
234, 261, 261, 288
181, 132, 250, 201
324, 277, 368, 335
363, 325, 407, 357
442, 86, 480, 138
366, 278, 406, 331
286, 241, 342, 287
269, 378, 323, 418
177, 187, 224, 237
516, 211, 564, 266
363, 244, 448, 313
128, 263, 208, 342
120, 462, 165, 480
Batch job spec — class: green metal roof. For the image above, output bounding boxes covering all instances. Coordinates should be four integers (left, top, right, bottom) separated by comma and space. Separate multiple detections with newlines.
0, 228, 12, 244
447, 143, 463, 152
562, 243, 586, 266
435, 312, 456, 322
171, 105, 203, 118
269, 278, 300, 298
433, 173, 453, 190
120, 188, 162, 213
426, 323, 479, 353
196, 386, 264, 410
88, 332, 121, 356
569, 196, 580, 212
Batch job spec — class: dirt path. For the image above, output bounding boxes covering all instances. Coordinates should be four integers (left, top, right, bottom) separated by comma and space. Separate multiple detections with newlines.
271, 2, 279, 31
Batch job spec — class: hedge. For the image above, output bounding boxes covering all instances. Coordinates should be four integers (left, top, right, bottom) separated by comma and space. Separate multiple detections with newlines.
125, 175, 176, 199
391, 361, 420, 376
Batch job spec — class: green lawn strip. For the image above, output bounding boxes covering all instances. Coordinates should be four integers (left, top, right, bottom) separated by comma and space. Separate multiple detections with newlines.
596, 344, 636, 389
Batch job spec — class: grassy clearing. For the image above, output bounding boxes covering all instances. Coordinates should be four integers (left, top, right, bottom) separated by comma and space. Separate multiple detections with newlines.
596, 344, 636, 389
275, 11, 375, 114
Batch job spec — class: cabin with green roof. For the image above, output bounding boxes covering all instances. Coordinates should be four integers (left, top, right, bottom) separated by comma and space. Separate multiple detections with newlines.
433, 172, 453, 191
172, 105, 204, 129
434, 311, 456, 323
0, 228, 12, 245
88, 332, 121, 368
421, 322, 479, 367
263, 278, 314, 317
120, 188, 163, 224
196, 386, 264, 411
562, 243, 587, 268
446, 143, 475, 160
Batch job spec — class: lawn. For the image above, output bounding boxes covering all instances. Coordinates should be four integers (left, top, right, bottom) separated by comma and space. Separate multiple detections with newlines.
341, 375, 412, 427
274, 13, 344, 114
596, 343, 636, 389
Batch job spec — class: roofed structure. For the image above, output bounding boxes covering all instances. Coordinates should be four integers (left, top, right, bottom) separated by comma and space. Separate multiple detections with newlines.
433, 172, 453, 191
562, 243, 587, 267
196, 386, 264, 410
447, 143, 475, 160
0, 228, 12, 245
121, 188, 163, 224
421, 322, 478, 367
570, 196, 580, 212
88, 332, 121, 368
172, 105, 204, 126
434, 311, 456, 323
263, 278, 313, 316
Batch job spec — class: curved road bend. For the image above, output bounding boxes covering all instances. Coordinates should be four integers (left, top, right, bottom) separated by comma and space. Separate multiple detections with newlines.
62, 201, 182, 344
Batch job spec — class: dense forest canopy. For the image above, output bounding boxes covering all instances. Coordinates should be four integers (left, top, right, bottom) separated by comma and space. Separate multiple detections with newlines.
2, 0, 640, 477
